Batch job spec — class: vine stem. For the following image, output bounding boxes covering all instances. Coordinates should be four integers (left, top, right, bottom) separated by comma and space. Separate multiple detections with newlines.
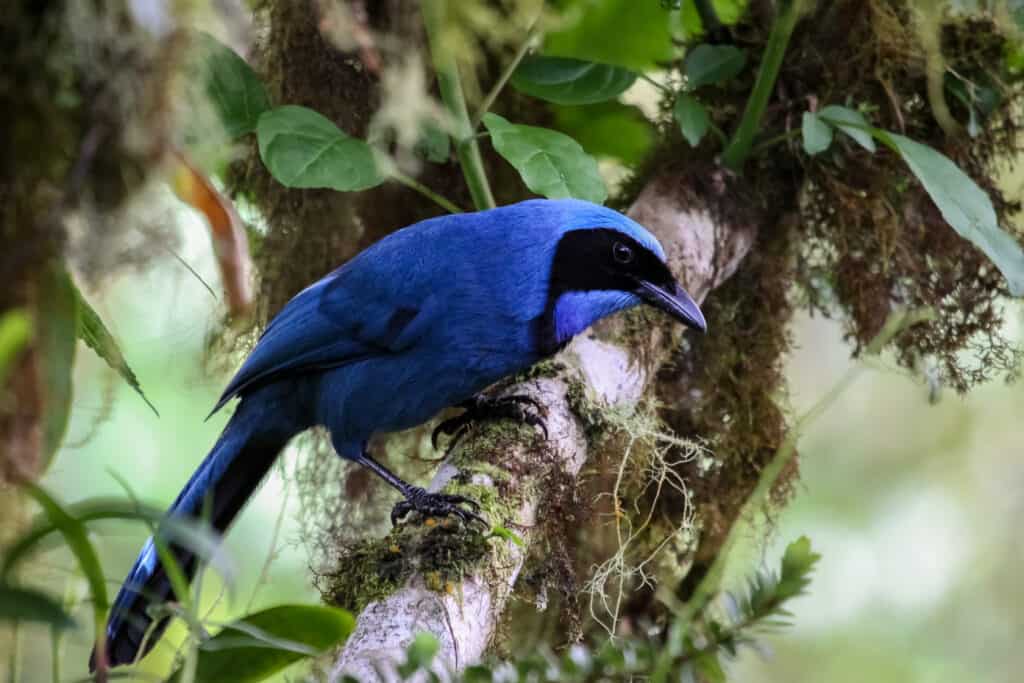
471, 18, 539, 130
423, 0, 496, 210
391, 170, 464, 214
750, 127, 801, 154
721, 0, 810, 170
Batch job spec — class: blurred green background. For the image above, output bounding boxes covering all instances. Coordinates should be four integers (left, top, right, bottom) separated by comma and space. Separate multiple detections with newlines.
6, 192, 319, 681
4, 185, 1022, 682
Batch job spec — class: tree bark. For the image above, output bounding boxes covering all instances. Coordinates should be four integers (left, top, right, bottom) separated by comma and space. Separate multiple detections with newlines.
331, 167, 760, 681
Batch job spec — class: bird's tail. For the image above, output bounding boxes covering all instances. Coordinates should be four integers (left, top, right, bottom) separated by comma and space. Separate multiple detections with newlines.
91, 394, 300, 671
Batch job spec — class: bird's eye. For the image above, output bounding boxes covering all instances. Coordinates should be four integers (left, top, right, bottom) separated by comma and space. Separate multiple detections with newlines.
612, 242, 635, 265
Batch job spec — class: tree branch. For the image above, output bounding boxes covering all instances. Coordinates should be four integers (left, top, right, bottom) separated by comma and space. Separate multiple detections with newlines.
330, 168, 760, 681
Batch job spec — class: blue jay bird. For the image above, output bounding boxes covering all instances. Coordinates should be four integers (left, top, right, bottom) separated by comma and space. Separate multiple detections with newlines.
92, 198, 705, 670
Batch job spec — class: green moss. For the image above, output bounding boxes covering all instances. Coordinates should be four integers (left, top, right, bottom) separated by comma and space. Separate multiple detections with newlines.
564, 374, 610, 439
511, 358, 568, 382
322, 536, 406, 613
323, 519, 496, 612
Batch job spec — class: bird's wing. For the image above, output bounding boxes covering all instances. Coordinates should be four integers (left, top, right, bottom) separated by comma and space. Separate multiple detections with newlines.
210, 260, 434, 415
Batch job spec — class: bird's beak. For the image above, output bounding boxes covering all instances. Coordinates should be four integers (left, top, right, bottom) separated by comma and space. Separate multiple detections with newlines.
634, 278, 707, 333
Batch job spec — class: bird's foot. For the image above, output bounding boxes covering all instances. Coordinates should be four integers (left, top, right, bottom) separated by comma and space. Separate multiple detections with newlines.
391, 486, 486, 527
432, 393, 548, 453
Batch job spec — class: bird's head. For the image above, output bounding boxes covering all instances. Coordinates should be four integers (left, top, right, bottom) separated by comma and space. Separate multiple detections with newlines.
516, 199, 706, 351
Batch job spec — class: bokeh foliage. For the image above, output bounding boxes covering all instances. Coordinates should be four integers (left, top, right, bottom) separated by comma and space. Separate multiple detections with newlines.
2, 0, 1024, 681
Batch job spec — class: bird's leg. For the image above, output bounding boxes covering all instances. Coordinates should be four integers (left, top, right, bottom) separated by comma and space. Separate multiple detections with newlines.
432, 393, 548, 453
351, 450, 486, 527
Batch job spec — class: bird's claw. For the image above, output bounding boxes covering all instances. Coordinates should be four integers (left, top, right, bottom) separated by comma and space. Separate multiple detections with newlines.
431, 393, 548, 452
391, 486, 487, 527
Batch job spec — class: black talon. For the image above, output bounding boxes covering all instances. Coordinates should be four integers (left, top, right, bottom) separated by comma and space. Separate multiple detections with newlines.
390, 486, 487, 527
432, 393, 549, 452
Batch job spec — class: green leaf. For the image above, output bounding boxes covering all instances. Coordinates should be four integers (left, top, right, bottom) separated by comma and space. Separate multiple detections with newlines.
674, 94, 710, 147
0, 310, 31, 386
0, 586, 76, 629
544, 0, 675, 70
1010, 0, 1024, 31
257, 105, 385, 192
197, 32, 271, 138
37, 265, 78, 471
552, 101, 655, 165
776, 535, 821, 600
161, 516, 238, 589
801, 111, 833, 155
712, 0, 749, 24
780, 536, 820, 580
191, 604, 355, 683
873, 130, 1024, 296
22, 484, 108, 657
73, 281, 157, 415
680, 0, 751, 33
398, 632, 440, 677
486, 525, 525, 548
944, 74, 1001, 139
511, 57, 636, 105
1006, 42, 1024, 75
818, 105, 876, 152
693, 651, 726, 683
463, 665, 495, 683
685, 44, 747, 88
1, 497, 164, 580
482, 113, 607, 204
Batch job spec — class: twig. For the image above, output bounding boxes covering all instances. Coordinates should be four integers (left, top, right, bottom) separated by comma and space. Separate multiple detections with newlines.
161, 244, 218, 301
390, 170, 465, 214
471, 18, 540, 130
245, 484, 291, 612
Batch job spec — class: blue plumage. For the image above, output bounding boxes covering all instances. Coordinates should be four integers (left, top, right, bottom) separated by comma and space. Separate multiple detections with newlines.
95, 199, 705, 670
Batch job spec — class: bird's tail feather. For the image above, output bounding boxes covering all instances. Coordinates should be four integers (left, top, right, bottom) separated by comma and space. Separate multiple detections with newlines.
91, 396, 298, 671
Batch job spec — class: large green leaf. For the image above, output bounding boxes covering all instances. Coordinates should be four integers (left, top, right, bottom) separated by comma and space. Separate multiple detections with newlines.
257, 105, 385, 192
483, 113, 607, 203
874, 130, 1024, 296
552, 101, 655, 165
0, 586, 76, 629
197, 33, 271, 138
543, 0, 675, 70
73, 282, 157, 415
511, 57, 636, 105
685, 44, 747, 88
190, 604, 355, 683
673, 94, 710, 147
37, 265, 78, 472
801, 111, 833, 155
